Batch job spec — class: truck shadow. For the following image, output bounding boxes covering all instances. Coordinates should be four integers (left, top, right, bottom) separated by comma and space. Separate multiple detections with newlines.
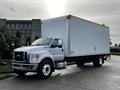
14, 74, 46, 80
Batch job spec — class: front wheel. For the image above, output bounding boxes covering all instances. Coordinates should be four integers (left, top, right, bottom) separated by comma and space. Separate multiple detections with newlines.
37, 60, 53, 79
93, 57, 104, 67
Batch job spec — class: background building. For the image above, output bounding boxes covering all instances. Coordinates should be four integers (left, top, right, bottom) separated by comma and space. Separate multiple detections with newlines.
0, 19, 41, 45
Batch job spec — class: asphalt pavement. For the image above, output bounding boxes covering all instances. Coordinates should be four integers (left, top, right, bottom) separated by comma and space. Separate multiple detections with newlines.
0, 55, 120, 90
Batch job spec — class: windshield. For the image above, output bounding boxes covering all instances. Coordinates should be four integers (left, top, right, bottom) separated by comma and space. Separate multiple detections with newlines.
31, 38, 52, 46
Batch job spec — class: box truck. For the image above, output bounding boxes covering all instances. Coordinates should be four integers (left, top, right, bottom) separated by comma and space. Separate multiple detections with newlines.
11, 15, 110, 79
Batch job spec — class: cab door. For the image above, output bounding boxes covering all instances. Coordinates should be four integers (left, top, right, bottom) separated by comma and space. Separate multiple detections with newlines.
49, 39, 64, 61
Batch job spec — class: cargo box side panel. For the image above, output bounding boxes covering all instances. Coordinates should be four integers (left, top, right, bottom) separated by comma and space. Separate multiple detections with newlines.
42, 18, 69, 56
69, 16, 110, 57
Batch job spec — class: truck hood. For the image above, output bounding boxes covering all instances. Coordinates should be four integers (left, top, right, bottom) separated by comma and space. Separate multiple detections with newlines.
14, 46, 48, 53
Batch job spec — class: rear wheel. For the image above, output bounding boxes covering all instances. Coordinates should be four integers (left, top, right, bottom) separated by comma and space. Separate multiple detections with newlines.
37, 60, 53, 79
93, 57, 104, 67
14, 69, 27, 76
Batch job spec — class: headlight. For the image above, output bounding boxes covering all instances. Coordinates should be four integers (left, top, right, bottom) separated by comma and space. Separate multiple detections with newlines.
31, 54, 39, 62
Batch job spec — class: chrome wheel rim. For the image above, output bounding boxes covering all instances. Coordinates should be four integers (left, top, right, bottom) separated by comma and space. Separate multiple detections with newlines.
42, 64, 51, 76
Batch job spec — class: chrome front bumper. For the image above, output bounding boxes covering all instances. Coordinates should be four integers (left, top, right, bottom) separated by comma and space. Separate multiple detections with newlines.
11, 62, 38, 71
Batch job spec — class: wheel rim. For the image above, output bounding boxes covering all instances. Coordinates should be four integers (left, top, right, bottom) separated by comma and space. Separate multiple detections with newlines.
99, 58, 103, 65
42, 64, 51, 76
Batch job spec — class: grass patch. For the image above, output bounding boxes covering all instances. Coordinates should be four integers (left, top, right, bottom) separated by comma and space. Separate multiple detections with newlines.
0, 65, 13, 73
111, 52, 120, 55
0, 59, 13, 73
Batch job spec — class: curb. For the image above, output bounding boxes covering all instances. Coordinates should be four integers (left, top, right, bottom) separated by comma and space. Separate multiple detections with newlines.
0, 72, 15, 80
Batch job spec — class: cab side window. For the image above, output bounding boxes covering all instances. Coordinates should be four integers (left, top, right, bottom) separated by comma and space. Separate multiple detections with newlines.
51, 39, 59, 46
51, 39, 62, 48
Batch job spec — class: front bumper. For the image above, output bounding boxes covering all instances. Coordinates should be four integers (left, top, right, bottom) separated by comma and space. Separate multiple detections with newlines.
11, 62, 38, 71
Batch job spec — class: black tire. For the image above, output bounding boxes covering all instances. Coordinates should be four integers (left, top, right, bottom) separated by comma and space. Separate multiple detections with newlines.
93, 57, 104, 67
14, 69, 27, 76
37, 60, 53, 79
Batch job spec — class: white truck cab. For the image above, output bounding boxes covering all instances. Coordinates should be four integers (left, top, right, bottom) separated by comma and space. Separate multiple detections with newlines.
11, 15, 110, 79
11, 38, 66, 78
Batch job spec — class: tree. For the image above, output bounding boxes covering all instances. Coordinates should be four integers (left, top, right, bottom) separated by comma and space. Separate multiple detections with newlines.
0, 28, 20, 59
35, 36, 39, 40
16, 31, 21, 39
26, 36, 31, 46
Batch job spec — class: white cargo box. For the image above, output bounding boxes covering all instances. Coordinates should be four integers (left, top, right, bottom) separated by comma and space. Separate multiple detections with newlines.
42, 15, 110, 57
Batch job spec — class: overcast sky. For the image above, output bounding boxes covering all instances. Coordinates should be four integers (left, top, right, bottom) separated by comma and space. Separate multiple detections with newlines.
0, 0, 120, 45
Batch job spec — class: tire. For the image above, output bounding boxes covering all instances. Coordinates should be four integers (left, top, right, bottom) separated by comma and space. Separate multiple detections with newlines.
14, 69, 27, 76
93, 57, 104, 67
37, 60, 53, 79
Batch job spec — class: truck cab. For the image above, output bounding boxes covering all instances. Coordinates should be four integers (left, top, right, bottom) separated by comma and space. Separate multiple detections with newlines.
11, 38, 66, 79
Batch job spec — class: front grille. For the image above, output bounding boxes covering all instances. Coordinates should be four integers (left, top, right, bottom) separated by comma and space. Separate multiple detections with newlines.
14, 52, 27, 61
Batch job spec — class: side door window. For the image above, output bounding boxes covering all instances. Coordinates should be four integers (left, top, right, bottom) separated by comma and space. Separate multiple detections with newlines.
51, 39, 59, 47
